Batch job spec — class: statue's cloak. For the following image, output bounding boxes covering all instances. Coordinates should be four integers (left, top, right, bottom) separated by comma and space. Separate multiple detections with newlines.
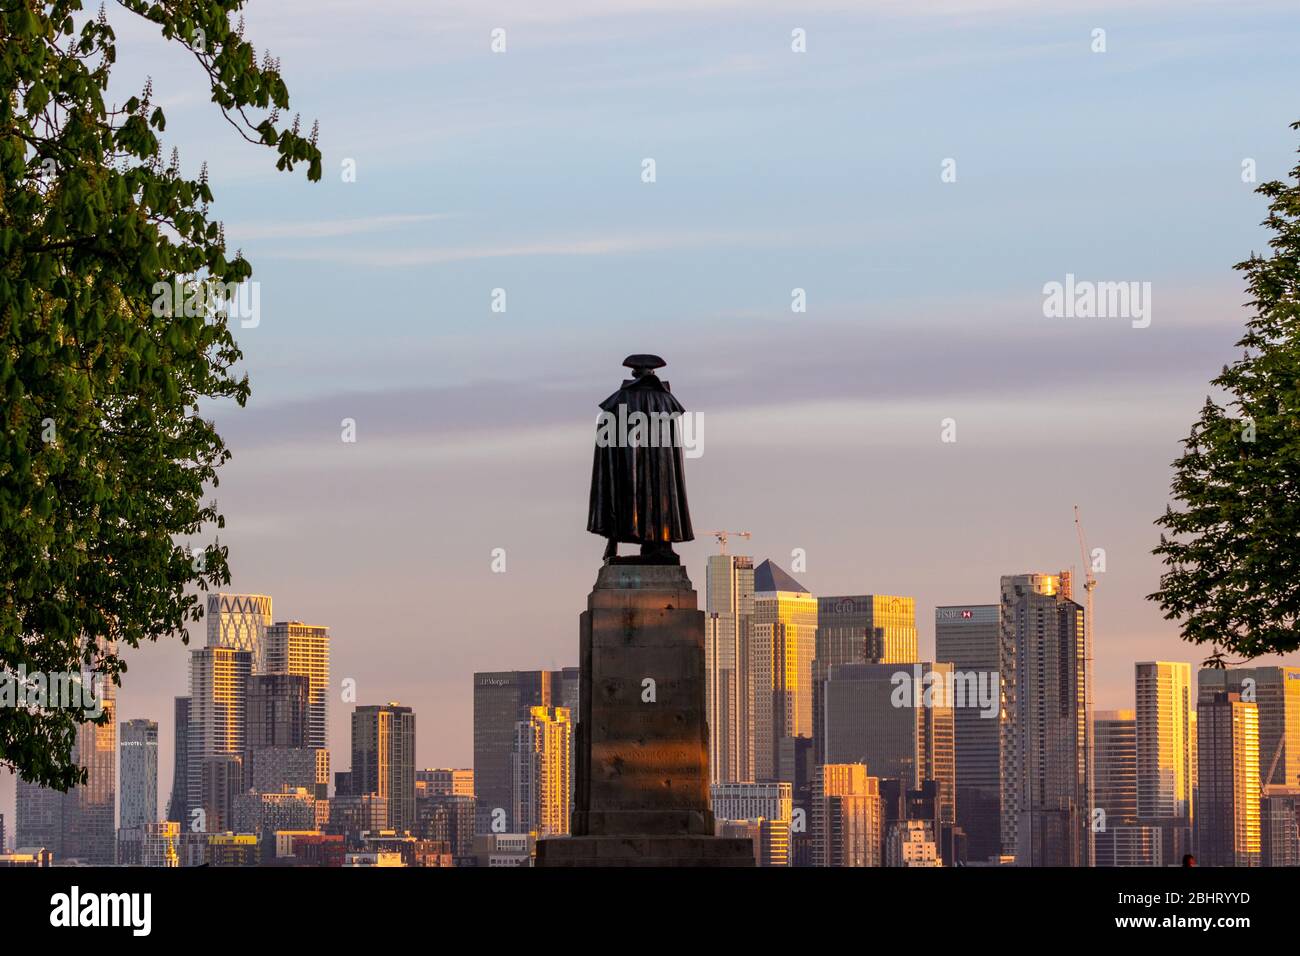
587, 373, 694, 544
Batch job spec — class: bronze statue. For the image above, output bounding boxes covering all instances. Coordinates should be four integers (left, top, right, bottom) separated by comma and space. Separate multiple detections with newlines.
587, 354, 694, 563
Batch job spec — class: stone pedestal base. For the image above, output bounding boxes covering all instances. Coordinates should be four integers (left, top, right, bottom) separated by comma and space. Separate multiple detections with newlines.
536, 835, 754, 868
536, 562, 753, 867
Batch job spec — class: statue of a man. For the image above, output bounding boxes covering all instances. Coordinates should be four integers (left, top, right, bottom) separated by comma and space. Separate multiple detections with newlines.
587, 354, 694, 563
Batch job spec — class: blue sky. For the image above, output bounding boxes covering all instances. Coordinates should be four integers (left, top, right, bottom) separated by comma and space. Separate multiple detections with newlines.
7, 0, 1300, 820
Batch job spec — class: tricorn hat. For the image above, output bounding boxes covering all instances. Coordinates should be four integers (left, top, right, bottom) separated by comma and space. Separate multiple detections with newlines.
623, 354, 666, 371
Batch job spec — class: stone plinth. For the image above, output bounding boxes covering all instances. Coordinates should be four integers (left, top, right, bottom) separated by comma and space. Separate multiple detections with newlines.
536, 562, 753, 867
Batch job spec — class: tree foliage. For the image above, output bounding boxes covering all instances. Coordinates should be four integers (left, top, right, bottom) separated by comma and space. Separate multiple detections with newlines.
1, 1, 319, 789
1151, 121, 1300, 665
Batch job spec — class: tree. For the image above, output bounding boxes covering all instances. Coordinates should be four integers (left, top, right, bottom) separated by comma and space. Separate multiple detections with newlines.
1, 1, 320, 790
1151, 120, 1300, 666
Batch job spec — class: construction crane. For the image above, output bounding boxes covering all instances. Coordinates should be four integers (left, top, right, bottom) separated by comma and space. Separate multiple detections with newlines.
1262, 734, 1287, 794
1074, 505, 1098, 868
706, 530, 751, 554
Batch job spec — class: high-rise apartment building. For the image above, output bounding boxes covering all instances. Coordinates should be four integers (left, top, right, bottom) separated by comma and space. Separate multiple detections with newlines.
1000, 572, 1090, 867
206, 593, 272, 674
750, 560, 817, 782
473, 669, 571, 832
16, 695, 117, 864
263, 622, 331, 798
822, 662, 955, 826
935, 603, 1002, 862
1093, 710, 1137, 827
512, 705, 573, 837
705, 553, 755, 784
119, 718, 158, 830
1197, 690, 1261, 867
187, 647, 252, 823
351, 703, 417, 834
1135, 661, 1193, 862
812, 764, 882, 867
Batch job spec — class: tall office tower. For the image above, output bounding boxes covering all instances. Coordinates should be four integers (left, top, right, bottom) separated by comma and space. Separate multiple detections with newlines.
750, 559, 817, 782
167, 697, 191, 824
206, 593, 272, 673
705, 553, 755, 784
512, 705, 573, 837
999, 573, 1090, 867
351, 703, 417, 834
1189, 710, 1198, 825
473, 670, 569, 832
0, 812, 5, 854
416, 769, 475, 798
935, 604, 1002, 862
813, 594, 917, 766
1197, 691, 1261, 867
812, 764, 882, 867
1135, 661, 1193, 862
1198, 666, 1300, 793
187, 647, 252, 822
822, 662, 956, 826
263, 621, 331, 785
119, 719, 159, 830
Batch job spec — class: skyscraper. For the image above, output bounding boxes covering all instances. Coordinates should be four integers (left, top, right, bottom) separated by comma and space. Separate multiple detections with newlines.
263, 621, 331, 787
750, 559, 817, 782
351, 703, 417, 834
206, 593, 272, 674
1000, 572, 1090, 867
822, 662, 956, 826
935, 603, 1002, 862
512, 705, 573, 837
166, 697, 191, 826
1135, 661, 1193, 861
19, 698, 118, 864
814, 594, 918, 766
187, 647, 252, 825
246, 673, 310, 750
473, 670, 569, 832
1094, 710, 1137, 827
1198, 666, 1300, 793
704, 552, 754, 784
119, 718, 158, 830
1093, 709, 1164, 866
1197, 691, 1261, 867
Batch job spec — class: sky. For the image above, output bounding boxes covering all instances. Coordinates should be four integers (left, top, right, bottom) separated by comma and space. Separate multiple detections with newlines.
7, 0, 1300, 825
